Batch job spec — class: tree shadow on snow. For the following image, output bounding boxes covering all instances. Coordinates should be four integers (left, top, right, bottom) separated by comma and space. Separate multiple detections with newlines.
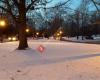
43, 53, 100, 64
18, 52, 100, 67
13, 48, 39, 56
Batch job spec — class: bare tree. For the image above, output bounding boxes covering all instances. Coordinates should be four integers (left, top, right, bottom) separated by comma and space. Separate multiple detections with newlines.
0, 0, 71, 50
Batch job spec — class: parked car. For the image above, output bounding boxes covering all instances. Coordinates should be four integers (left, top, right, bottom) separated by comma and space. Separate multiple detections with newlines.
8, 36, 18, 41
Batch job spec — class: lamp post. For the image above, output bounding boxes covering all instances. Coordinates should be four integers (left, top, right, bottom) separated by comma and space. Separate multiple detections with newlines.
59, 30, 63, 34
36, 32, 39, 35
25, 28, 30, 33
0, 20, 6, 27
36, 32, 39, 38
25, 28, 30, 38
0, 20, 6, 42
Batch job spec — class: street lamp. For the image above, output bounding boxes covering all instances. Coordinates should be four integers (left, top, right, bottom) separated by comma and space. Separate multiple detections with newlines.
57, 33, 60, 36
0, 20, 6, 27
0, 20, 6, 43
36, 32, 39, 38
36, 32, 39, 35
59, 31, 63, 34
25, 28, 30, 33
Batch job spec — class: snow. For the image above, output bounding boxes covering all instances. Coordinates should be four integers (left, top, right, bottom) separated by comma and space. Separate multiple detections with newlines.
0, 39, 100, 80
63, 36, 100, 43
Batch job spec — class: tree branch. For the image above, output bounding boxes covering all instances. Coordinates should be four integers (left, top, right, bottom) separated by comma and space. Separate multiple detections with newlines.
52, 0, 71, 8
91, 0, 99, 11
26, 0, 39, 12
0, 6, 8, 12
12, 0, 19, 7
0, 4, 17, 23
30, 0, 71, 10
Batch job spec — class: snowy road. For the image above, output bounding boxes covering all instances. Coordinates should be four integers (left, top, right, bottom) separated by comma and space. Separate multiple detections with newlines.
0, 40, 100, 80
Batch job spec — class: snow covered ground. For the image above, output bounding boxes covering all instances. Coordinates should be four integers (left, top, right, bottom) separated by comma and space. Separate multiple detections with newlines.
63, 36, 100, 44
0, 39, 100, 80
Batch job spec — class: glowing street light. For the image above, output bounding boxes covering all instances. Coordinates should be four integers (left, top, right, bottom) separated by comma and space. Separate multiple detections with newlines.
57, 33, 60, 36
0, 20, 6, 43
0, 20, 6, 27
36, 32, 39, 35
59, 31, 63, 34
25, 28, 30, 33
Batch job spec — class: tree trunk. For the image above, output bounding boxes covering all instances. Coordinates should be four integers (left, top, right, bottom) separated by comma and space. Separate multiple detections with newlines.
18, 24, 28, 50
17, 1, 28, 50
